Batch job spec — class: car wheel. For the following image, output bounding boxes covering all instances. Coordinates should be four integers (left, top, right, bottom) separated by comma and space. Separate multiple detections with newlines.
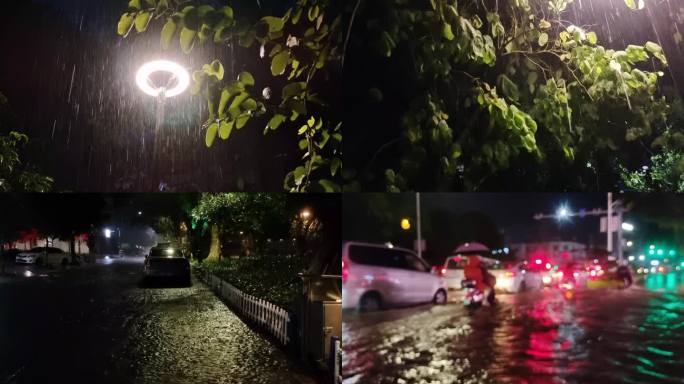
433, 289, 447, 305
359, 292, 382, 312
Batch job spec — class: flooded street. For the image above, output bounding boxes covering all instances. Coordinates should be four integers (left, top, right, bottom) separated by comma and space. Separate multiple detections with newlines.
0, 257, 312, 384
343, 275, 684, 384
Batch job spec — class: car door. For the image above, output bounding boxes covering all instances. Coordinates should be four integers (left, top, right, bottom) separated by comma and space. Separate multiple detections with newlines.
402, 253, 435, 303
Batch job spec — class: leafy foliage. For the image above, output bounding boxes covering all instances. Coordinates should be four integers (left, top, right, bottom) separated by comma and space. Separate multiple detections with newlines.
117, 0, 343, 192
191, 193, 289, 252
0, 92, 53, 192
345, 0, 674, 191
199, 255, 306, 308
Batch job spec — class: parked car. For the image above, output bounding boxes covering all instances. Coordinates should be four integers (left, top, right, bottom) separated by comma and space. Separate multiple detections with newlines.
147, 243, 180, 258
15, 247, 66, 265
342, 241, 447, 312
144, 256, 191, 285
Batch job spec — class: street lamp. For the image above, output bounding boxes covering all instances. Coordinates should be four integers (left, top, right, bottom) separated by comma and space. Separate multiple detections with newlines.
556, 204, 570, 221
300, 208, 312, 220
400, 218, 411, 230
136, 60, 190, 98
137, 211, 143, 216
104, 228, 112, 239
621, 222, 634, 231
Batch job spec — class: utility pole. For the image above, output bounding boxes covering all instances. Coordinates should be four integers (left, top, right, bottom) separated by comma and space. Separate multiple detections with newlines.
416, 193, 422, 259
607, 193, 613, 255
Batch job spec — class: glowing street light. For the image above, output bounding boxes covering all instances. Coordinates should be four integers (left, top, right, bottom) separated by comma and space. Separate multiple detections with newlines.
104, 228, 112, 239
400, 218, 411, 230
136, 60, 190, 98
621, 222, 634, 232
300, 208, 312, 220
556, 206, 569, 219
137, 211, 143, 216
626, 241, 633, 247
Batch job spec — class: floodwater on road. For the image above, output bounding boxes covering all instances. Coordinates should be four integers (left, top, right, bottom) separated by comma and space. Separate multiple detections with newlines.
0, 257, 312, 384
343, 274, 684, 384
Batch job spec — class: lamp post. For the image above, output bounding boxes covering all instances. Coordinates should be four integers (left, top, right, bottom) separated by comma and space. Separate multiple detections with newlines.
135, 60, 190, 188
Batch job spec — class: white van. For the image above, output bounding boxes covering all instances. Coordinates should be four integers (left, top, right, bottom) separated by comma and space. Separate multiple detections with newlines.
342, 242, 447, 311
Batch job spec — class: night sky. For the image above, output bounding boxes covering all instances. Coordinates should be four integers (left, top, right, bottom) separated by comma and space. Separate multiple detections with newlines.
0, 0, 302, 192
344, 193, 684, 262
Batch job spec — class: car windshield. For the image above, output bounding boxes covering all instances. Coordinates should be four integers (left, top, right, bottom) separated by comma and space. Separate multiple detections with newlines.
150, 247, 176, 257
149, 257, 186, 265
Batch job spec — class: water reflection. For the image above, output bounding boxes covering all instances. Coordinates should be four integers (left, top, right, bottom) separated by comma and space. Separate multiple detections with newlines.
343, 286, 684, 383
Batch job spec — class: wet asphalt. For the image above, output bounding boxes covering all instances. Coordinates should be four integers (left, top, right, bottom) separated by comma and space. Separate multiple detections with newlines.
343, 274, 684, 384
0, 257, 314, 384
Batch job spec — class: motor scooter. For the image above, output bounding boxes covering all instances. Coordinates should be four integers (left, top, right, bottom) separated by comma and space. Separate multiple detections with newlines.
462, 279, 495, 308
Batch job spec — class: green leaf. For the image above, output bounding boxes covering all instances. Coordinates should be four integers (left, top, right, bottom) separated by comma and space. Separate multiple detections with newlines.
587, 31, 597, 45
219, 120, 234, 140
128, 0, 141, 10
237, 71, 255, 87
268, 114, 286, 130
318, 179, 340, 192
500, 75, 520, 101
293, 166, 307, 186
307, 5, 319, 22
385, 169, 396, 184
538, 32, 548, 46
298, 139, 308, 150
160, 18, 176, 49
117, 13, 135, 36
330, 158, 342, 176
539, 19, 551, 29
282, 82, 306, 99
261, 16, 285, 33
442, 23, 455, 41
241, 98, 257, 111
182, 6, 199, 30
134, 12, 151, 32
235, 114, 249, 129
645, 41, 667, 64
218, 88, 232, 117
180, 27, 196, 53
271, 50, 291, 76
203, 60, 224, 80
205, 122, 218, 147
229, 92, 249, 111
624, 0, 644, 10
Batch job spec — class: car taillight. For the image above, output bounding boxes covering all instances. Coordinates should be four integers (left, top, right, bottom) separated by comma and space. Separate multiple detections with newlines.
505, 271, 515, 277
440, 268, 447, 276
342, 260, 348, 283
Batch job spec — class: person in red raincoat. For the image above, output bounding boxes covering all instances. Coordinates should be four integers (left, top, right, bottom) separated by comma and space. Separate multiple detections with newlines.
463, 255, 495, 304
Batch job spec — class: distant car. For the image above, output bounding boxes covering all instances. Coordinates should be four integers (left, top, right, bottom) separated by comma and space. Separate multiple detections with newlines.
342, 242, 448, 312
15, 247, 66, 265
144, 256, 191, 285
489, 262, 546, 293
440, 255, 468, 290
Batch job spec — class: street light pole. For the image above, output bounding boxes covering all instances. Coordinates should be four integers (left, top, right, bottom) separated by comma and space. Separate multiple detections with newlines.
607, 192, 613, 255
416, 193, 422, 259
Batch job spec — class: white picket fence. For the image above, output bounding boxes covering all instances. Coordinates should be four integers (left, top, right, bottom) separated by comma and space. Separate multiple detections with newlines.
200, 269, 290, 345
